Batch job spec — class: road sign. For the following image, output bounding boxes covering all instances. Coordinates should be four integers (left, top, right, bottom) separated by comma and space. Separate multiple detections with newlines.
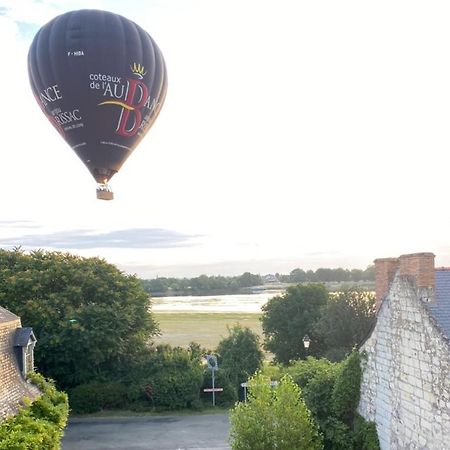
205, 354, 218, 371
203, 388, 224, 393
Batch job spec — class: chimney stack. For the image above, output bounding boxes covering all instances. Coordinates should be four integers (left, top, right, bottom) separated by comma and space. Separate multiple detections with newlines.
399, 252, 435, 290
374, 257, 399, 310
374, 252, 435, 310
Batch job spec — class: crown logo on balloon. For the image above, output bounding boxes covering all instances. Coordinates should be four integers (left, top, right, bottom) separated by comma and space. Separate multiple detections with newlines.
131, 63, 147, 79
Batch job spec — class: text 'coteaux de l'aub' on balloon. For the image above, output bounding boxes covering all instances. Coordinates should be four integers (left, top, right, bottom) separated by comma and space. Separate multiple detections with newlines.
38, 74, 160, 137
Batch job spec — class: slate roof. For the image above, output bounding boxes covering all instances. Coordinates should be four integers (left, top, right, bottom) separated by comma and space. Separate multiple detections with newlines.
426, 269, 450, 340
13, 327, 36, 347
0, 306, 19, 324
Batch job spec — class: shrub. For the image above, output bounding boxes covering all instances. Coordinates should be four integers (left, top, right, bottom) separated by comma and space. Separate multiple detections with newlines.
282, 353, 379, 450
216, 324, 264, 388
353, 414, 380, 450
230, 372, 323, 450
332, 351, 362, 426
139, 345, 204, 410
0, 373, 69, 450
69, 382, 128, 414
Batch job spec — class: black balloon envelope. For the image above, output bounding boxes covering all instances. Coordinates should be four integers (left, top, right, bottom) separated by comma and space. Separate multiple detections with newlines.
28, 9, 167, 200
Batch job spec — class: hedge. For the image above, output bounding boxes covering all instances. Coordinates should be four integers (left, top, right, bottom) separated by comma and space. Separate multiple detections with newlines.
0, 373, 69, 450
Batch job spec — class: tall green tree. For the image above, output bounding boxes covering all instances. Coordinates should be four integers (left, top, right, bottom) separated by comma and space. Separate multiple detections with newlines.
314, 288, 376, 361
290, 268, 307, 283
0, 249, 159, 388
261, 284, 328, 363
230, 372, 323, 450
216, 324, 264, 387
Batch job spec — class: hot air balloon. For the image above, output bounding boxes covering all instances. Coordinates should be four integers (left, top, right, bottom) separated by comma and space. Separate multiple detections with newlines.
28, 9, 167, 200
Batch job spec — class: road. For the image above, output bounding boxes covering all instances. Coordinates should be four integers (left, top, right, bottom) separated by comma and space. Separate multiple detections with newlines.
62, 413, 231, 450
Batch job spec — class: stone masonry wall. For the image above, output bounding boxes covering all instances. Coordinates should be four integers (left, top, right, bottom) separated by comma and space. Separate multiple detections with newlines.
0, 318, 40, 421
358, 274, 450, 449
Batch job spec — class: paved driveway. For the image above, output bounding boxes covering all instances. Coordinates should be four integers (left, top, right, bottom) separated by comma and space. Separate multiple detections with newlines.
62, 413, 231, 450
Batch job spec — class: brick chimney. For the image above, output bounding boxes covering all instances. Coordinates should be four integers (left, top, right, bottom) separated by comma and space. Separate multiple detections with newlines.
398, 253, 435, 289
374, 257, 399, 310
374, 252, 436, 309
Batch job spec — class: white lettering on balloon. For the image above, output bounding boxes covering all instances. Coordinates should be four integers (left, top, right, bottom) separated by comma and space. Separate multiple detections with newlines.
37, 85, 83, 133
89, 71, 159, 137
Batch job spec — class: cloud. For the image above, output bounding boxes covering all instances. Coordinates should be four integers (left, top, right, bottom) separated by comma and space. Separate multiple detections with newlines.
0, 220, 41, 229
0, 228, 201, 250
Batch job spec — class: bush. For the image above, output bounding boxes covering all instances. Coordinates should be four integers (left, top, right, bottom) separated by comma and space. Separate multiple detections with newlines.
0, 373, 69, 450
216, 324, 263, 388
353, 415, 380, 450
282, 353, 379, 450
140, 346, 204, 410
230, 373, 323, 450
332, 351, 362, 426
69, 382, 128, 414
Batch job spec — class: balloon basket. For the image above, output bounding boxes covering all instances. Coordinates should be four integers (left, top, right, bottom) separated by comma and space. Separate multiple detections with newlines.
96, 184, 114, 201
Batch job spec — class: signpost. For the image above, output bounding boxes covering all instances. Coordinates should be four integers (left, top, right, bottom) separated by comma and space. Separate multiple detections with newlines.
205, 354, 219, 406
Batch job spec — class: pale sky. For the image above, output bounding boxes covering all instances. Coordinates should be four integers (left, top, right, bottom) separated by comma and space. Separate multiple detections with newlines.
1, 0, 450, 278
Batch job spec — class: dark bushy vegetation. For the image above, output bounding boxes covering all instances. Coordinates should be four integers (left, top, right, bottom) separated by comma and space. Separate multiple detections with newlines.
0, 373, 69, 450
262, 286, 376, 363
284, 266, 375, 284
142, 272, 263, 296
69, 382, 128, 414
267, 352, 380, 450
262, 284, 329, 363
69, 344, 204, 413
0, 248, 159, 390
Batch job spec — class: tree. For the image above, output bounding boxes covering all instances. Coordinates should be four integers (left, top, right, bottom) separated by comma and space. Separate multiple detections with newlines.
216, 324, 264, 387
261, 284, 328, 363
290, 268, 307, 283
229, 372, 323, 450
237, 272, 262, 288
314, 288, 376, 361
0, 248, 159, 388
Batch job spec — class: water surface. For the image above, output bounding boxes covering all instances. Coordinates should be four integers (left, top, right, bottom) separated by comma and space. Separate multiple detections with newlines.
152, 291, 284, 313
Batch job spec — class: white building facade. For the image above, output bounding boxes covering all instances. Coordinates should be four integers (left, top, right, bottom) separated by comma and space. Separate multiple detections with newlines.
358, 253, 450, 449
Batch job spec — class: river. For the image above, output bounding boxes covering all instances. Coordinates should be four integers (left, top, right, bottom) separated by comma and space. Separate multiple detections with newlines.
151, 290, 285, 313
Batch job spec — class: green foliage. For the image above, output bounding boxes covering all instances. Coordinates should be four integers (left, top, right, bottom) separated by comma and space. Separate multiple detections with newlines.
0, 373, 69, 450
288, 266, 375, 283
230, 372, 323, 450
283, 357, 341, 449
261, 284, 328, 363
141, 272, 262, 295
353, 414, 380, 450
140, 345, 204, 410
331, 351, 362, 426
142, 266, 375, 295
321, 418, 354, 450
314, 288, 376, 361
0, 248, 159, 389
69, 382, 128, 414
216, 324, 264, 387
279, 354, 379, 450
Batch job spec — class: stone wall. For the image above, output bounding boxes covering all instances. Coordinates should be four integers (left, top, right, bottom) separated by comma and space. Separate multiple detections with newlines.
358, 273, 450, 449
0, 317, 40, 421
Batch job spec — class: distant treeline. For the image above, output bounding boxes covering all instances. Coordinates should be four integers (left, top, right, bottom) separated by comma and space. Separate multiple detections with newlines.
278, 266, 375, 283
141, 266, 375, 296
141, 272, 263, 296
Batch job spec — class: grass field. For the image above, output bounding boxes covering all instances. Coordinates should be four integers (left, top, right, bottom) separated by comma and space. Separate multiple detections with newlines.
154, 312, 263, 350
